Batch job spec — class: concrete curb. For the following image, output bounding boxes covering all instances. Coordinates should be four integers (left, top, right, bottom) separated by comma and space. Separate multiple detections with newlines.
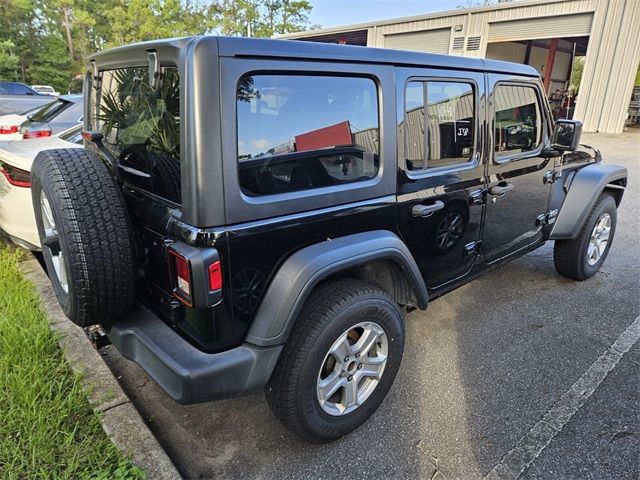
19, 255, 182, 480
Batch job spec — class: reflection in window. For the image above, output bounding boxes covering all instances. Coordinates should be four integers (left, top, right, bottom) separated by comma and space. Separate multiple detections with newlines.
93, 67, 181, 203
403, 81, 474, 171
237, 75, 380, 196
494, 85, 541, 158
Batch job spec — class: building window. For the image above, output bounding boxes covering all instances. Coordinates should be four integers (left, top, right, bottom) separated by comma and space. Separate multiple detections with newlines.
236, 74, 380, 196
494, 85, 542, 158
404, 81, 475, 171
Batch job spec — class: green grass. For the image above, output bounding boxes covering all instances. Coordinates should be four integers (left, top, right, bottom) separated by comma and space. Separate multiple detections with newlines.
0, 242, 145, 479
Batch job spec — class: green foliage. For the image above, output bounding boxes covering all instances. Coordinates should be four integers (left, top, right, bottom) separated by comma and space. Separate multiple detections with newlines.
0, 40, 20, 81
0, 242, 145, 479
0, 0, 316, 91
98, 67, 180, 157
218, 0, 315, 36
570, 56, 585, 94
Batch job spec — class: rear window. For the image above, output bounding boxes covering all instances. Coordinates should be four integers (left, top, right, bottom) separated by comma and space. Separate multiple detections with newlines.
30, 99, 72, 122
90, 66, 181, 204
237, 74, 380, 197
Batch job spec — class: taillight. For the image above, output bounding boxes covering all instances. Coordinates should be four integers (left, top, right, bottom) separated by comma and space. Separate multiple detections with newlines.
0, 125, 19, 135
0, 162, 31, 187
168, 246, 223, 307
169, 249, 192, 305
209, 261, 222, 291
23, 128, 51, 139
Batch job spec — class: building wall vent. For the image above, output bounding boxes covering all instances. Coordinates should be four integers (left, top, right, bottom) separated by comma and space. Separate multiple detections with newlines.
466, 36, 481, 51
452, 37, 465, 50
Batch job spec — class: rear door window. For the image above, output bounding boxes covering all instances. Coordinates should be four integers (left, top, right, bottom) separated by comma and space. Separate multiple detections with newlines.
236, 74, 380, 196
91, 67, 181, 204
403, 80, 475, 172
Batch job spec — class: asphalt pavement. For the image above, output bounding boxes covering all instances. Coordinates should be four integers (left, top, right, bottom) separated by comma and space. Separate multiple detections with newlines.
103, 130, 640, 480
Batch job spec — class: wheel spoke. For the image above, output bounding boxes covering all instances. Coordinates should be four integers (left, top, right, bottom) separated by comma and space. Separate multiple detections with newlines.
330, 334, 353, 362
318, 371, 343, 402
42, 235, 61, 255
359, 356, 386, 380
342, 378, 358, 409
356, 324, 382, 357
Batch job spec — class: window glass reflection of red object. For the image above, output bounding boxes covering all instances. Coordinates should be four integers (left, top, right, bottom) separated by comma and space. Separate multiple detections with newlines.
295, 121, 353, 152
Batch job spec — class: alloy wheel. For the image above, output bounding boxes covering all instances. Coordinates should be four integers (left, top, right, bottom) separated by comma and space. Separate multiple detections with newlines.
316, 321, 388, 416
40, 192, 68, 293
587, 212, 611, 266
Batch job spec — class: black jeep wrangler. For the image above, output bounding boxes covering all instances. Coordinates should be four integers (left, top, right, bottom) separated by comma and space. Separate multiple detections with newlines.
31, 37, 627, 443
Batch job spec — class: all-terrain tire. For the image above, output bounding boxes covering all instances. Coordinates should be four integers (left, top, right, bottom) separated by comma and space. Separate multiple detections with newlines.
265, 278, 405, 443
554, 192, 617, 281
31, 148, 136, 327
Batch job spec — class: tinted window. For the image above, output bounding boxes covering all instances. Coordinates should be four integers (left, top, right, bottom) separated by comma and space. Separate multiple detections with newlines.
50, 101, 82, 124
237, 75, 379, 196
92, 67, 181, 203
0, 82, 12, 94
404, 81, 474, 171
30, 99, 71, 122
494, 85, 542, 158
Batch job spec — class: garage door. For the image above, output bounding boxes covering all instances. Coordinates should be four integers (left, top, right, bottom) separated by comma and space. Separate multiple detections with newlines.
488, 13, 593, 43
384, 28, 451, 54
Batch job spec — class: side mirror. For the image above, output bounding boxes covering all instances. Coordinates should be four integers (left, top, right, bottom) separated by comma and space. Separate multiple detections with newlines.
551, 119, 582, 151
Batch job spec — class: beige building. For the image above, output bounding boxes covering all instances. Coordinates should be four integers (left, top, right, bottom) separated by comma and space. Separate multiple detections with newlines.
280, 0, 640, 133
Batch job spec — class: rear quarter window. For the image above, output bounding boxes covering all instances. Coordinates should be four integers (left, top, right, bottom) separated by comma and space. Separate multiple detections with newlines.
236, 74, 380, 197
91, 66, 181, 204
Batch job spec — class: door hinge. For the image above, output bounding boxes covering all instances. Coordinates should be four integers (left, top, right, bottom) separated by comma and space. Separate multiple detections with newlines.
536, 209, 559, 227
464, 240, 482, 257
543, 170, 561, 184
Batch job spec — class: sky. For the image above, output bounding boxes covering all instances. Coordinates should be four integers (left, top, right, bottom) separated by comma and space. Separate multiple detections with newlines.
308, 0, 465, 29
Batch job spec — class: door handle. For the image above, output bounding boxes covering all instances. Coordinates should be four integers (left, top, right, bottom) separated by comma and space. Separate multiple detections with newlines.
489, 183, 514, 196
412, 201, 444, 218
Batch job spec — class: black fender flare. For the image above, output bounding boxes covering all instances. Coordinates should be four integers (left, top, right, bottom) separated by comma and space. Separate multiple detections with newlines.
244, 230, 428, 347
550, 163, 627, 240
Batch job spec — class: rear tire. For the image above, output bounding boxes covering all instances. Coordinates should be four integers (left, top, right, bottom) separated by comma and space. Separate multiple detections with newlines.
554, 193, 617, 281
265, 279, 404, 443
31, 148, 136, 327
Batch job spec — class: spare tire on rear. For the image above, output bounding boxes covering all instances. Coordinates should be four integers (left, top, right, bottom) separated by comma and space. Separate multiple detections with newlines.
31, 148, 136, 327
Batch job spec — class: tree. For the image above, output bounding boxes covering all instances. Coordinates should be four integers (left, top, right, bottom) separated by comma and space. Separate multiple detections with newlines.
0, 0, 317, 90
217, 0, 314, 37
0, 40, 20, 81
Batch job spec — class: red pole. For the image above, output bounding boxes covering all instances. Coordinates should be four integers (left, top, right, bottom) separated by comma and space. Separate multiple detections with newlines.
543, 38, 558, 92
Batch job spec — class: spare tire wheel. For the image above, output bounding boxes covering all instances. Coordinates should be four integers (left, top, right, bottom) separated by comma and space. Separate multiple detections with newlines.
148, 151, 181, 203
30, 148, 136, 327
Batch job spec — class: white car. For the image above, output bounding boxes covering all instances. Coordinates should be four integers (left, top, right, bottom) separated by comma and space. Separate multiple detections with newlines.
0, 95, 82, 142
0, 104, 49, 141
31, 85, 60, 96
0, 124, 83, 249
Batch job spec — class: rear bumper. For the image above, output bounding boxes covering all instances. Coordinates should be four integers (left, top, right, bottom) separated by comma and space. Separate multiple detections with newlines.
107, 304, 283, 404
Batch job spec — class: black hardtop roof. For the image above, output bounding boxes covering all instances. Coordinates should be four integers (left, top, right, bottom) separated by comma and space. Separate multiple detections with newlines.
89, 35, 539, 77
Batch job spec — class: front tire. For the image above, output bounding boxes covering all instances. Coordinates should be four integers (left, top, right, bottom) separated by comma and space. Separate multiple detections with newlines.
554, 193, 617, 281
265, 279, 404, 443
